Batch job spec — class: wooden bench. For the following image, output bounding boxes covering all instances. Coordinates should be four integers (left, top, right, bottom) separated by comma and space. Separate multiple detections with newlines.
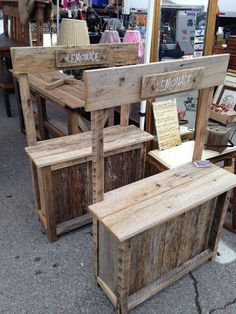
89, 162, 236, 313
82, 54, 236, 312
11, 43, 153, 242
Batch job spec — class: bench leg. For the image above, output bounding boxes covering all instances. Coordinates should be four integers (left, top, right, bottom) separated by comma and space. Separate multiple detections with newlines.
2, 89, 12, 117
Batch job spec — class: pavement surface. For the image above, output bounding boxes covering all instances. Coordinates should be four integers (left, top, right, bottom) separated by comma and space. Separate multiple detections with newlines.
0, 95, 236, 314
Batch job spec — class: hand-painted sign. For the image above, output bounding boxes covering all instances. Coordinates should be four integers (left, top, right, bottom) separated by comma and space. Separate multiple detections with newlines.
56, 47, 109, 68
141, 67, 205, 99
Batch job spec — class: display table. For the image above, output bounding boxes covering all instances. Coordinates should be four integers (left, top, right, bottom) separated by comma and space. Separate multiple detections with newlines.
148, 140, 236, 170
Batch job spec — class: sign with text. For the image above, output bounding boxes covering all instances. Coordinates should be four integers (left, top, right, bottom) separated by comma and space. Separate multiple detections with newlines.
141, 67, 205, 99
153, 99, 181, 150
56, 47, 109, 68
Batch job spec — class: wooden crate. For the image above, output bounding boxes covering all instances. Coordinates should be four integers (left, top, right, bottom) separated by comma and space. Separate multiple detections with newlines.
89, 163, 236, 313
26, 125, 153, 242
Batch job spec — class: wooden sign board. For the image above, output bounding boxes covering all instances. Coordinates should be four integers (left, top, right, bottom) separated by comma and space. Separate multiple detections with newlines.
141, 67, 205, 99
56, 47, 109, 68
153, 99, 181, 150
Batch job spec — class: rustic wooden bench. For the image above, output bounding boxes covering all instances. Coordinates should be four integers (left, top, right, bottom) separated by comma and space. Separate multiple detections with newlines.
89, 162, 236, 313
11, 43, 153, 242
83, 54, 236, 312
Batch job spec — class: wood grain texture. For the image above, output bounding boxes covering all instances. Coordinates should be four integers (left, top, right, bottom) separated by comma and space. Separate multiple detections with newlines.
120, 104, 130, 127
208, 191, 231, 258
18, 74, 37, 146
25, 125, 153, 168
99, 223, 118, 294
37, 166, 57, 242
192, 87, 214, 161
11, 43, 139, 74
116, 240, 131, 314
91, 110, 104, 204
141, 67, 205, 99
128, 250, 213, 311
84, 55, 229, 111
90, 163, 236, 241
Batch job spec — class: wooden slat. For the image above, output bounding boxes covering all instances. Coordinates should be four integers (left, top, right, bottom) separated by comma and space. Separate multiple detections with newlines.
90, 162, 217, 219
84, 54, 229, 111
18, 74, 37, 146
116, 240, 131, 314
128, 249, 213, 310
56, 213, 92, 235
120, 104, 130, 126
11, 44, 139, 74
27, 73, 85, 109
192, 87, 214, 161
25, 125, 153, 169
37, 166, 57, 242
91, 110, 104, 204
97, 277, 117, 306
90, 164, 236, 241
208, 191, 231, 258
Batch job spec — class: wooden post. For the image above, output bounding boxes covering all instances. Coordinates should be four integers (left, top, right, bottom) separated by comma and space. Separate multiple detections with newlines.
116, 241, 131, 314
18, 74, 37, 146
36, 3, 45, 46
204, 0, 218, 56
37, 166, 57, 242
146, 0, 161, 142
68, 110, 79, 135
91, 110, 104, 281
195, 0, 218, 135
108, 108, 115, 126
208, 191, 231, 259
192, 87, 214, 161
120, 104, 130, 126
36, 95, 49, 140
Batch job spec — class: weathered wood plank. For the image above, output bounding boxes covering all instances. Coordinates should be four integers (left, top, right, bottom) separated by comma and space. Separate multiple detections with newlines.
37, 166, 57, 242
91, 166, 236, 242
116, 240, 131, 314
141, 67, 205, 99
192, 87, 215, 161
91, 110, 104, 204
11, 43, 139, 74
84, 54, 229, 111
18, 74, 37, 146
208, 191, 231, 258
128, 250, 213, 310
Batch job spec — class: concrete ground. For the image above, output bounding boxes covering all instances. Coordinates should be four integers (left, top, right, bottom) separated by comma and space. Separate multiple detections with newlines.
0, 95, 236, 314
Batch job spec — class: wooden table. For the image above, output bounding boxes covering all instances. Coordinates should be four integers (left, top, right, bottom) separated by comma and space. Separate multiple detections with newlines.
89, 162, 236, 313
15, 71, 88, 138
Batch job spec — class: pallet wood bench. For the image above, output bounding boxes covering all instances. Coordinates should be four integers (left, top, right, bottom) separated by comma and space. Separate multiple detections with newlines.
89, 162, 236, 313
81, 54, 236, 312
10, 43, 153, 242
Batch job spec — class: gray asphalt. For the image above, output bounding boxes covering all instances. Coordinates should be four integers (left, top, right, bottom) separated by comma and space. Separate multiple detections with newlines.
0, 95, 236, 314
